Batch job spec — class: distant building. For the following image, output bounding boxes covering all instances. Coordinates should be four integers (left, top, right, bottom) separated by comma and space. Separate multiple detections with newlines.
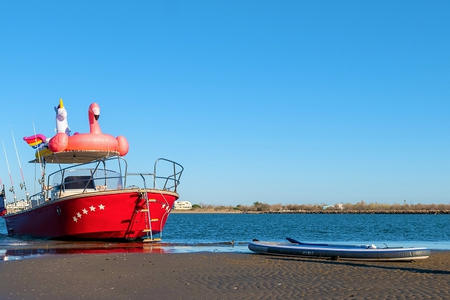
322, 203, 344, 210
322, 205, 334, 210
174, 200, 193, 210
6, 200, 30, 214
335, 203, 344, 210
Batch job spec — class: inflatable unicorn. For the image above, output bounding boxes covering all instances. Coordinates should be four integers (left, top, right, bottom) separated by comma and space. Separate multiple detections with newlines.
55, 98, 71, 135
22, 97, 67, 151
48, 102, 129, 156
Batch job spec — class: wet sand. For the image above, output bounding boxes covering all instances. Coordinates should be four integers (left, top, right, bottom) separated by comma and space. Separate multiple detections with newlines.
0, 251, 448, 299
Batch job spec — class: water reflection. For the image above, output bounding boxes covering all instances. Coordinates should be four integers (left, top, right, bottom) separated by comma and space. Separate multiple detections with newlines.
0, 240, 249, 261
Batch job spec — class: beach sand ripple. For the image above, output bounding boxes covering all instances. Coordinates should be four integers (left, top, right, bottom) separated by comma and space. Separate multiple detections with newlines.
0, 251, 448, 299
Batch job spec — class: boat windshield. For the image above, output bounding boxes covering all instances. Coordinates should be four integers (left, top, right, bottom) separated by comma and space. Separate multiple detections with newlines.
43, 158, 125, 201
51, 168, 123, 192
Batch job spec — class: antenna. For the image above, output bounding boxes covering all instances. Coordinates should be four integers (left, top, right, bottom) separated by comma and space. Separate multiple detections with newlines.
2, 141, 16, 202
11, 130, 29, 200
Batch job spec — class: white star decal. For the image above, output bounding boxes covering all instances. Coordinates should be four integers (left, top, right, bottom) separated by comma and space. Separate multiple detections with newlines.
162, 204, 166, 209
73, 216, 78, 222
99, 204, 105, 210
76, 212, 82, 218
82, 208, 88, 214
90, 206, 96, 211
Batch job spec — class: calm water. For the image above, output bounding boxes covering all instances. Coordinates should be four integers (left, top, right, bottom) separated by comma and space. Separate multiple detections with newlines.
0, 213, 449, 260
162, 213, 450, 248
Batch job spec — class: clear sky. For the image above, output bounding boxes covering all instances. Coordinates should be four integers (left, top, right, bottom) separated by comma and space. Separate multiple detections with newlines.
0, 1, 449, 205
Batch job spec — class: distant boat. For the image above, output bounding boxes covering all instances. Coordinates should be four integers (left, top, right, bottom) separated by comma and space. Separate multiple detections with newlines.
0, 185, 6, 216
248, 238, 431, 261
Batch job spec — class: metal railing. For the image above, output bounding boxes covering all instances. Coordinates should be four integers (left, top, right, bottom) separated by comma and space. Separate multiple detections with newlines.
126, 158, 184, 192
153, 158, 184, 192
5, 156, 184, 212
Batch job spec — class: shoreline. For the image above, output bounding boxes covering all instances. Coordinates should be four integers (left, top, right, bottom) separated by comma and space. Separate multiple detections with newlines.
173, 209, 450, 214
0, 251, 448, 299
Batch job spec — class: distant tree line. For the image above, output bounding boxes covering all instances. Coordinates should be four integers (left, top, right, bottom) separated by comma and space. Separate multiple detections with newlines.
189, 201, 450, 214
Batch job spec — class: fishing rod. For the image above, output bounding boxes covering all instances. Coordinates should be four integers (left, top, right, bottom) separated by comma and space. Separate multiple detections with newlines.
2, 141, 16, 202
11, 130, 29, 200
32, 122, 45, 193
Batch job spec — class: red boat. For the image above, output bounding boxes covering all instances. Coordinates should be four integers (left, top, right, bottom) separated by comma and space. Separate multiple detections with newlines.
2, 101, 183, 241
2, 151, 183, 242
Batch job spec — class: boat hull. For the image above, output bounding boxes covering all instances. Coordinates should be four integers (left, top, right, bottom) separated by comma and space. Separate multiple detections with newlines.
248, 241, 431, 261
3, 189, 178, 240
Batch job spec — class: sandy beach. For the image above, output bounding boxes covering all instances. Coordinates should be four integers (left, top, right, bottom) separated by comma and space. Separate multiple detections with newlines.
0, 251, 448, 299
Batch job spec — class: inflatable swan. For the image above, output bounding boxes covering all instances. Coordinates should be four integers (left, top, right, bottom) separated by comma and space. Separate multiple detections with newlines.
48, 102, 129, 156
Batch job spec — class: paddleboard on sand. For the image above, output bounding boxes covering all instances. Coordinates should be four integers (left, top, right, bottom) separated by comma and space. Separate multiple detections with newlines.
248, 238, 431, 261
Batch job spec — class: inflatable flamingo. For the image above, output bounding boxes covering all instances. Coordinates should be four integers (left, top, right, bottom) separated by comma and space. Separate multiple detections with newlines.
49, 102, 129, 156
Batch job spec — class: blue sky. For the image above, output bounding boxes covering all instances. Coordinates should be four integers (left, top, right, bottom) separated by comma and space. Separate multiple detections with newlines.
0, 0, 449, 205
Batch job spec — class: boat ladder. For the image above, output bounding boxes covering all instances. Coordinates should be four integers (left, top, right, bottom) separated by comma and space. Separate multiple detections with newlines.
139, 182, 161, 242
